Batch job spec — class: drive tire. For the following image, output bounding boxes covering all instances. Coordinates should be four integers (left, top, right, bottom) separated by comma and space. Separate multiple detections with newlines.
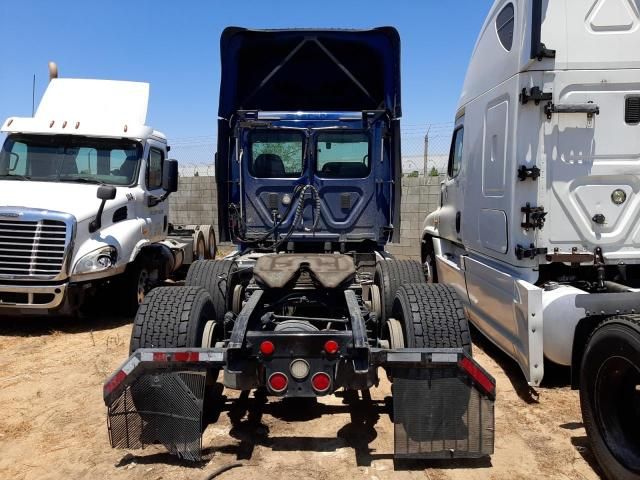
580, 315, 640, 480
392, 283, 472, 438
375, 258, 426, 323
393, 283, 471, 355
118, 257, 158, 317
185, 260, 235, 322
130, 286, 215, 353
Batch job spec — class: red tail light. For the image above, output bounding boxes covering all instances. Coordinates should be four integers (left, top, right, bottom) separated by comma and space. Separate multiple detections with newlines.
260, 340, 275, 356
324, 340, 339, 355
311, 372, 331, 393
459, 356, 496, 396
268, 372, 288, 393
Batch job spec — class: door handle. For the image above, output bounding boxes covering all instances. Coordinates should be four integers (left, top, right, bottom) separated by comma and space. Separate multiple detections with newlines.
456, 211, 461, 234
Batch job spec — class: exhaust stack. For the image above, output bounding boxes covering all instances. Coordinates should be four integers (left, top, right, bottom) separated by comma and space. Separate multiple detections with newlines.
48, 62, 58, 82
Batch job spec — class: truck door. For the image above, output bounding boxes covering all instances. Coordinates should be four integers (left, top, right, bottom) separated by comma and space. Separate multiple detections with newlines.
141, 141, 168, 242
439, 122, 465, 244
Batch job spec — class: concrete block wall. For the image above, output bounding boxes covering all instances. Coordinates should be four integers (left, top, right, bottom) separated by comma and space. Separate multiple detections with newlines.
169, 176, 218, 228
168, 174, 444, 259
385, 175, 443, 259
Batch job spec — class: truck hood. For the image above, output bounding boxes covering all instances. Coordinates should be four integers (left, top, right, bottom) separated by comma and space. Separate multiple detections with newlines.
218, 27, 401, 119
0, 181, 129, 222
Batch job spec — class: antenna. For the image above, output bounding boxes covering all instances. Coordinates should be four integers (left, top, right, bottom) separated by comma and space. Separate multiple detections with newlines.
31, 74, 36, 116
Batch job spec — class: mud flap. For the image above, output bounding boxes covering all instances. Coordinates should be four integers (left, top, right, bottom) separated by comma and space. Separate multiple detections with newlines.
385, 352, 495, 459
107, 371, 206, 461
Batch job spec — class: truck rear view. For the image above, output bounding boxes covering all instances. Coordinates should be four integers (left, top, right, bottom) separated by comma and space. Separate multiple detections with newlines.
103, 27, 496, 464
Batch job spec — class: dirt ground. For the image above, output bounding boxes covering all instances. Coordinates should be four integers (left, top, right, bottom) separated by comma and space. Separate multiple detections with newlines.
0, 312, 603, 480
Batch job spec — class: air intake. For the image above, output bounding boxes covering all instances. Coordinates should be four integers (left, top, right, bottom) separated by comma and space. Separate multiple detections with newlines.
626, 96, 640, 124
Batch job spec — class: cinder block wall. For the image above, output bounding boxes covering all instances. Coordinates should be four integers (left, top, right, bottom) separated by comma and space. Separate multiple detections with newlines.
169, 176, 218, 227
168, 175, 444, 259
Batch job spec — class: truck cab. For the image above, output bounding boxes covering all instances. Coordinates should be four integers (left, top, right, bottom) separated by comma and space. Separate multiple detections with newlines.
216, 27, 402, 251
423, 1, 640, 477
0, 77, 179, 315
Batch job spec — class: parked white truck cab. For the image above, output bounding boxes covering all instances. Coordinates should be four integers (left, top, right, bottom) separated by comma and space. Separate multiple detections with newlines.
0, 75, 183, 315
423, 1, 640, 478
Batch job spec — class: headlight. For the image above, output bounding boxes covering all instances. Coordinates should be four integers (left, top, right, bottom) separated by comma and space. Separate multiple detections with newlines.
73, 246, 118, 276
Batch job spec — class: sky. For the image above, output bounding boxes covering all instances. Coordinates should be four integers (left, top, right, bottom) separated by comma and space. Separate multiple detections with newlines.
0, 0, 491, 159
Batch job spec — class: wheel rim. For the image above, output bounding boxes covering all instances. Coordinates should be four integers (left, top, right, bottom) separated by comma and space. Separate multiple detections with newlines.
232, 284, 244, 314
202, 320, 217, 348
208, 231, 216, 258
196, 237, 206, 260
594, 356, 640, 472
384, 318, 405, 349
424, 253, 435, 283
136, 269, 150, 305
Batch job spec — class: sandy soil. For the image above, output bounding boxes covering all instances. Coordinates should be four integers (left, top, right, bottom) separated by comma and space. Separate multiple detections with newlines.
0, 312, 603, 480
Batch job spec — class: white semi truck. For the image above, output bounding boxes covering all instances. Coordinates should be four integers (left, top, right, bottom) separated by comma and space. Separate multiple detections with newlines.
0, 67, 214, 316
422, 1, 640, 478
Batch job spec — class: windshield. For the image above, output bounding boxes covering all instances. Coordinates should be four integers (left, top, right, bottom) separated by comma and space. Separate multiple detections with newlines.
316, 131, 370, 178
0, 134, 142, 185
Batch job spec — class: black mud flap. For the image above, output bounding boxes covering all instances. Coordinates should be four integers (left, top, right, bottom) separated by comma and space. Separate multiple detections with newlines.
107, 371, 206, 461
390, 361, 495, 459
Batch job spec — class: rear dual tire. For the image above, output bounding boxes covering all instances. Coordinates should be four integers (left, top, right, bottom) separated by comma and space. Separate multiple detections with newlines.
375, 258, 426, 323
130, 286, 215, 353
185, 260, 236, 323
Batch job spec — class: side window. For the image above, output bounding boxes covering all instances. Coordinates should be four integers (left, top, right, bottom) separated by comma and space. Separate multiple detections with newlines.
147, 148, 164, 189
3, 140, 28, 175
496, 3, 515, 51
448, 127, 464, 178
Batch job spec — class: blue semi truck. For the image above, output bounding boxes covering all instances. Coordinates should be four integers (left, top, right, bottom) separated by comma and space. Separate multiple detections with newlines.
103, 27, 496, 464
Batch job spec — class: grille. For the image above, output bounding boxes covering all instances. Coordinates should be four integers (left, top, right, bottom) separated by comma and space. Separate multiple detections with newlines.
626, 96, 640, 124
107, 371, 206, 461
393, 367, 494, 459
0, 219, 69, 278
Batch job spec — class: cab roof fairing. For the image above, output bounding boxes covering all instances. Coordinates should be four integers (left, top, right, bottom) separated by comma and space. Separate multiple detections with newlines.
217, 27, 402, 121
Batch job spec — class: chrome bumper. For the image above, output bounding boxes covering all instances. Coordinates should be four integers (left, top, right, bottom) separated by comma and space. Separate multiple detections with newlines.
0, 283, 67, 310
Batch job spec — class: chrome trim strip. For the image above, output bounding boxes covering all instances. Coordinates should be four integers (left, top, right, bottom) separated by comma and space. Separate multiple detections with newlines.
0, 207, 76, 282
0, 283, 67, 310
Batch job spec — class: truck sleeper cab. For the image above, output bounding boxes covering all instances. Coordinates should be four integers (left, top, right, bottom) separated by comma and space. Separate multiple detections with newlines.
423, 1, 640, 478
103, 27, 496, 465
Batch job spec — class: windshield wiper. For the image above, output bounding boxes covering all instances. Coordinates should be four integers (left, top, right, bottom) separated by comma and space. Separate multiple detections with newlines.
58, 177, 104, 185
0, 174, 31, 181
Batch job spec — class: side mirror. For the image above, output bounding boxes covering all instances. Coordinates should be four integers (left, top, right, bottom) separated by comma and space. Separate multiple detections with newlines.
97, 185, 117, 200
90, 186, 117, 233
162, 159, 178, 193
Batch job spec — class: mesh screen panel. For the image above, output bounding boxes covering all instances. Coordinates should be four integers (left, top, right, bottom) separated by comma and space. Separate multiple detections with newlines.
107, 372, 206, 461
393, 367, 494, 459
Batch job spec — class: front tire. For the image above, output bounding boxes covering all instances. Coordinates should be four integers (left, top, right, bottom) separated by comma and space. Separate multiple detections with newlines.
118, 258, 159, 316
580, 315, 640, 480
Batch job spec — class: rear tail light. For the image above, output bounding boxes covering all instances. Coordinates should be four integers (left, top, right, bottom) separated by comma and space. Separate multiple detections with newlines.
268, 372, 288, 393
324, 340, 339, 355
260, 340, 275, 356
311, 372, 331, 393
459, 356, 496, 396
